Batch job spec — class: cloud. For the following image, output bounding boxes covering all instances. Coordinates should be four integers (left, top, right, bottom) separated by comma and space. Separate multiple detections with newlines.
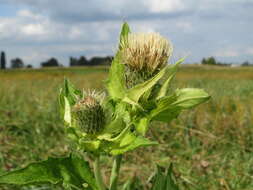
245, 48, 253, 55
0, 0, 252, 67
214, 48, 240, 57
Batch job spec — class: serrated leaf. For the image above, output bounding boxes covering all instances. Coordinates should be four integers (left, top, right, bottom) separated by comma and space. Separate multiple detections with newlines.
106, 22, 131, 100
172, 88, 210, 109
156, 58, 185, 100
0, 154, 98, 190
63, 78, 81, 106
59, 79, 81, 121
64, 97, 72, 126
110, 136, 158, 155
106, 53, 126, 100
151, 88, 210, 122
119, 22, 131, 50
135, 117, 151, 135
124, 66, 168, 105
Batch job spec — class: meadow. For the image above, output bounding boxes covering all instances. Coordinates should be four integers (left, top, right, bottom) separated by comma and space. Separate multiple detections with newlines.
1, 65, 253, 190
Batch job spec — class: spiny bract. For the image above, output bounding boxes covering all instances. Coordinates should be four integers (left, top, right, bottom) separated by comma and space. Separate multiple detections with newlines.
72, 92, 105, 135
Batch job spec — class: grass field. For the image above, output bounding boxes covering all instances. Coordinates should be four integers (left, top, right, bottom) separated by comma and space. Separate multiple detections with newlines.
1, 65, 253, 190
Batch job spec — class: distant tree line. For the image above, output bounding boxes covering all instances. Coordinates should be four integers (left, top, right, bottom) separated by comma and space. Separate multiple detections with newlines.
201, 56, 253, 67
201, 57, 231, 66
1, 51, 252, 69
0, 51, 113, 69
69, 56, 113, 67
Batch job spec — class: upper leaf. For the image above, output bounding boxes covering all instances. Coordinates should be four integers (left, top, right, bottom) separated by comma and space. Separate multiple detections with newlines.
0, 154, 98, 190
119, 22, 131, 50
110, 136, 158, 155
171, 88, 210, 109
106, 52, 126, 100
156, 58, 185, 100
151, 88, 210, 122
106, 22, 131, 100
123, 66, 168, 105
59, 79, 81, 119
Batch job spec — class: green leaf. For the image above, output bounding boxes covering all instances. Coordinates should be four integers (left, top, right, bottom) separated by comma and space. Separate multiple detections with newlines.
124, 66, 168, 105
122, 177, 144, 190
106, 22, 131, 100
110, 136, 158, 155
59, 79, 81, 120
106, 53, 126, 100
64, 97, 72, 126
0, 154, 98, 190
63, 78, 81, 106
151, 165, 179, 190
156, 58, 185, 100
135, 117, 151, 135
172, 88, 211, 109
151, 88, 210, 122
119, 22, 131, 50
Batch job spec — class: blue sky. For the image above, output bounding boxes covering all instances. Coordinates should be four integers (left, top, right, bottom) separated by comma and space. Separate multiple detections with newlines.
0, 0, 252, 67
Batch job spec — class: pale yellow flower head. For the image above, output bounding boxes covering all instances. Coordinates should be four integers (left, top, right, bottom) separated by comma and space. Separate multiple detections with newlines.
121, 32, 173, 73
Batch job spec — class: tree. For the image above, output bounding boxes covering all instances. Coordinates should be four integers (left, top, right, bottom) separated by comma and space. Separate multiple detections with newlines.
201, 57, 216, 65
89, 56, 113, 66
11, 58, 24, 68
241, 61, 252, 67
70, 56, 88, 66
41, 58, 59, 67
27, 64, 33, 68
1, 51, 6, 69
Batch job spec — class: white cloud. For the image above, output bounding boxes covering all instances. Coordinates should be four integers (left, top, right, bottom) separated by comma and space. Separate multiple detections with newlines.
21, 23, 48, 35
0, 0, 252, 66
146, 0, 185, 13
176, 21, 192, 32
246, 48, 253, 55
214, 49, 240, 57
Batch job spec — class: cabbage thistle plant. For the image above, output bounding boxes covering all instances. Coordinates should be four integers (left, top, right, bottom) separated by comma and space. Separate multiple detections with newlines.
0, 23, 210, 190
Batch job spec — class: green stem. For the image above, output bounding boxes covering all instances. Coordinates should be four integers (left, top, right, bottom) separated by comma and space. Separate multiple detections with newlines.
109, 155, 122, 190
94, 156, 106, 190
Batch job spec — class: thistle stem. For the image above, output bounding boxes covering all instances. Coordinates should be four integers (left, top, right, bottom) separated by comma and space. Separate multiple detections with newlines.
94, 156, 106, 190
109, 155, 122, 190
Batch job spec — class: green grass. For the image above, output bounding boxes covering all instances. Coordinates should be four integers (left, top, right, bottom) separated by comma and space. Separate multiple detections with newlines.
1, 65, 253, 189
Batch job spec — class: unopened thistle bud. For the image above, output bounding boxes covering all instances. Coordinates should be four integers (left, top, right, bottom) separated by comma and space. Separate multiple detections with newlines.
72, 92, 105, 135
121, 33, 173, 88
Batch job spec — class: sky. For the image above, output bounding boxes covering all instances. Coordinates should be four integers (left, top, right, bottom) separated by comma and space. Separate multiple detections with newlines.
0, 0, 252, 67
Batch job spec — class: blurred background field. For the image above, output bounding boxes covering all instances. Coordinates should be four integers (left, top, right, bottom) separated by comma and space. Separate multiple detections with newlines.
1, 65, 253, 190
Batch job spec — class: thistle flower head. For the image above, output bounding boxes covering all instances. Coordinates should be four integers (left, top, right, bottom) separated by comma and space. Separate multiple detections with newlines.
72, 90, 105, 135
121, 32, 173, 74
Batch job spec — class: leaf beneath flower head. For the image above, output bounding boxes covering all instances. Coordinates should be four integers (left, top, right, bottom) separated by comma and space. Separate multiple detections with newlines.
119, 22, 131, 50
63, 78, 81, 105
156, 57, 185, 100
106, 52, 126, 100
106, 22, 131, 100
64, 97, 72, 126
0, 154, 98, 190
58, 79, 81, 120
123, 66, 168, 105
110, 136, 158, 155
135, 117, 151, 135
151, 88, 210, 122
